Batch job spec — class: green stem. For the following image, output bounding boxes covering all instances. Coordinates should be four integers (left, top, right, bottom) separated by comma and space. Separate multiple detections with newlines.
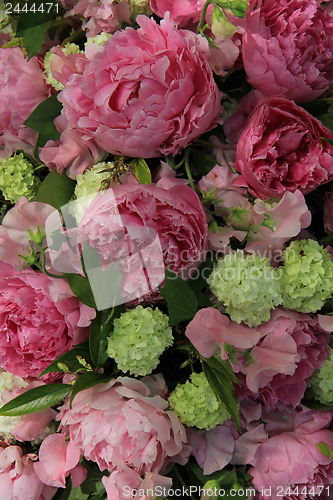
184, 149, 196, 192
173, 467, 196, 500
197, 0, 214, 35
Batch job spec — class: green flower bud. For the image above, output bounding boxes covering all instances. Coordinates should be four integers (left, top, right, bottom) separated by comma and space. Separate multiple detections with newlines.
0, 153, 40, 204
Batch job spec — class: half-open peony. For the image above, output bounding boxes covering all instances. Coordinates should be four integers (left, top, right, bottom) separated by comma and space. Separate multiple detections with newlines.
57, 377, 189, 474
231, 95, 333, 200
0, 262, 93, 380
58, 14, 222, 158
242, 0, 333, 103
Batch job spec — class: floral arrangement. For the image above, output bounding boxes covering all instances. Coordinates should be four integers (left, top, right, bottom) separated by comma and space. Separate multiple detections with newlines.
0, 0, 333, 499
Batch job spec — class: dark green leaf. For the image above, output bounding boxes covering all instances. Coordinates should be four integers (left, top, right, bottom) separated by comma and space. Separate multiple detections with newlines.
319, 114, 333, 134
187, 259, 215, 307
52, 478, 89, 500
321, 136, 333, 147
39, 342, 93, 378
301, 399, 333, 411
34, 170, 75, 211
80, 459, 108, 498
203, 360, 241, 432
70, 372, 110, 407
90, 306, 123, 368
159, 268, 198, 326
24, 95, 62, 154
64, 273, 97, 309
16, 0, 56, 59
0, 384, 72, 416
129, 158, 152, 184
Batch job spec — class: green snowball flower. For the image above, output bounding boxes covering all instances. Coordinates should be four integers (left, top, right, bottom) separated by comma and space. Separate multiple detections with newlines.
107, 306, 173, 376
168, 372, 229, 430
207, 250, 282, 326
280, 239, 333, 313
309, 348, 333, 405
0, 153, 40, 204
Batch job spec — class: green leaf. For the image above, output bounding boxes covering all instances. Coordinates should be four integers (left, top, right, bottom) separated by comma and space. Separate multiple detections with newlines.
80, 460, 108, 498
16, 0, 56, 59
187, 259, 215, 307
64, 273, 97, 310
202, 359, 241, 432
39, 342, 93, 378
52, 478, 89, 500
89, 306, 123, 368
34, 170, 75, 211
316, 441, 333, 460
0, 384, 72, 416
321, 136, 333, 147
24, 95, 62, 155
159, 268, 198, 326
129, 158, 152, 184
319, 114, 333, 135
70, 372, 110, 407
301, 399, 333, 411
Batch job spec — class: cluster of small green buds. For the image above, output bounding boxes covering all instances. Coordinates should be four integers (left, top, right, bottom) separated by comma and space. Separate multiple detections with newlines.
207, 250, 282, 326
169, 372, 230, 430
128, 0, 152, 20
0, 153, 40, 204
107, 306, 173, 376
84, 32, 112, 49
309, 348, 333, 405
279, 240, 333, 313
44, 43, 82, 91
71, 162, 117, 222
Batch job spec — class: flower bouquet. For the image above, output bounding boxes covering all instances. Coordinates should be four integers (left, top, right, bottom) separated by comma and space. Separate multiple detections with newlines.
0, 0, 333, 499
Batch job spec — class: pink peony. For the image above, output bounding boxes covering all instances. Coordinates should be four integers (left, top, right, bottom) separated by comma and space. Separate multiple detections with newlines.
0, 444, 56, 500
58, 14, 222, 158
242, 0, 333, 103
102, 462, 172, 500
57, 377, 189, 475
0, 48, 50, 160
77, 183, 208, 303
149, 0, 206, 26
231, 95, 333, 200
33, 434, 86, 488
248, 406, 333, 499
186, 308, 330, 409
65, 0, 130, 38
0, 261, 93, 380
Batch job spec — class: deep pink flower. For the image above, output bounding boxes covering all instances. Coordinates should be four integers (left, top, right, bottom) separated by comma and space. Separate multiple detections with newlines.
65, 0, 130, 38
77, 183, 208, 303
58, 14, 222, 158
0, 261, 93, 380
248, 407, 333, 500
149, 0, 206, 26
232, 95, 333, 200
0, 444, 56, 500
0, 48, 50, 160
57, 377, 190, 474
242, 0, 333, 103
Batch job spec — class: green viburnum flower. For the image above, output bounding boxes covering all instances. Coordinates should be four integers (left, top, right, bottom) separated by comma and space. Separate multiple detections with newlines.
168, 372, 229, 430
107, 306, 173, 376
280, 239, 333, 313
44, 43, 82, 91
84, 32, 112, 48
128, 0, 152, 19
71, 161, 116, 222
207, 250, 282, 326
0, 153, 40, 204
310, 348, 333, 405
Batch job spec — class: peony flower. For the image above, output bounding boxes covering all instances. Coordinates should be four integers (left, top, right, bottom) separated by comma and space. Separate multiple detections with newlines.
102, 462, 172, 500
231, 94, 333, 200
248, 406, 333, 499
0, 47, 50, 160
58, 14, 222, 158
242, 0, 333, 103
65, 0, 130, 38
0, 261, 93, 380
57, 377, 190, 474
0, 443, 56, 499
149, 0, 206, 26
33, 434, 86, 489
77, 183, 208, 304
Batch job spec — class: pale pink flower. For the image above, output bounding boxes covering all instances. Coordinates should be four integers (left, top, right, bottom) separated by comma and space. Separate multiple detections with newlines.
65, 0, 130, 38
0, 444, 56, 499
57, 377, 190, 474
58, 14, 222, 158
0, 48, 50, 160
242, 0, 333, 103
102, 462, 172, 500
47, 46, 88, 89
0, 261, 92, 380
34, 434, 86, 488
149, 0, 206, 26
